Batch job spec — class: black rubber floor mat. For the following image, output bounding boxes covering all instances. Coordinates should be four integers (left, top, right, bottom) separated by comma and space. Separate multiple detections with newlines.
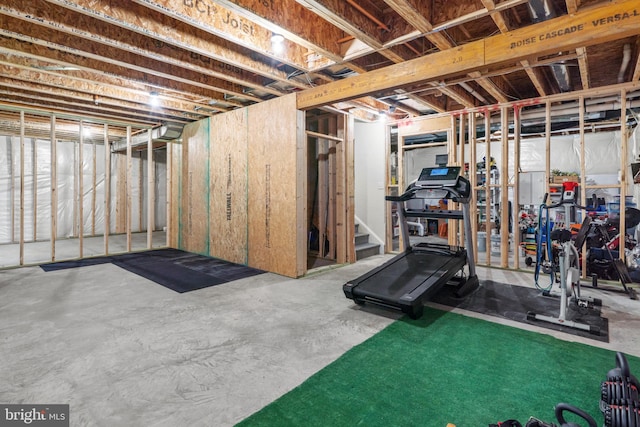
41, 248, 265, 293
431, 280, 609, 342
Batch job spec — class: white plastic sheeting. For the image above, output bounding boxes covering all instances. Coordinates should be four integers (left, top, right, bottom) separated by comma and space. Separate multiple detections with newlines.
398, 127, 637, 206
0, 135, 167, 245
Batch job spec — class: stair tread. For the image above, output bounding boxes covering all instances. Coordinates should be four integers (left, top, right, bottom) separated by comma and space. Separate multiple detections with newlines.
355, 242, 380, 249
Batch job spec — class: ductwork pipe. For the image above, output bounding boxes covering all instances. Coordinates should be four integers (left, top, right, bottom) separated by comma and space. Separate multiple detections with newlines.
618, 43, 632, 83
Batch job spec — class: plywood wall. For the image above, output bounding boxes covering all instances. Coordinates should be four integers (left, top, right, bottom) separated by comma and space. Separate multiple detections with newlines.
209, 108, 248, 265
167, 141, 182, 249
171, 94, 305, 278
179, 119, 210, 255
247, 94, 305, 278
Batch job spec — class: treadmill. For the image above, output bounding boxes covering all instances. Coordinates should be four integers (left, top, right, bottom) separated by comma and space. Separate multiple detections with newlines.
343, 166, 479, 319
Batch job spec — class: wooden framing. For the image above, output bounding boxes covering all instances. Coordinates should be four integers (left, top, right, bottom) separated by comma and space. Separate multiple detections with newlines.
126, 126, 132, 252
19, 111, 24, 265
51, 115, 57, 261
298, 0, 640, 109
104, 123, 110, 255
79, 120, 84, 257
147, 130, 154, 249
387, 81, 638, 274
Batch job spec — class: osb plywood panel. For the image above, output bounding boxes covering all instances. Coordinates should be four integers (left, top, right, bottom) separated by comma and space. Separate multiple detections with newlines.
179, 119, 209, 255
209, 108, 248, 265
247, 94, 305, 277
167, 141, 181, 248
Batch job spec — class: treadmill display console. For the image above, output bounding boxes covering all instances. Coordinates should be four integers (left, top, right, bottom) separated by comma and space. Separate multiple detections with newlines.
416, 166, 461, 187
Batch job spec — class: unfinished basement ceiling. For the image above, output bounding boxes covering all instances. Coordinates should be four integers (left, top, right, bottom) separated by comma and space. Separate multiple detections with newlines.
0, 0, 639, 128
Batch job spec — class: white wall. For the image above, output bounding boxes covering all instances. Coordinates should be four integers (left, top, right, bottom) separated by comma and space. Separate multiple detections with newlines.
354, 121, 386, 250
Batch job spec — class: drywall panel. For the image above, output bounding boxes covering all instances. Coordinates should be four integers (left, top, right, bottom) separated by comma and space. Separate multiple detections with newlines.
209, 108, 249, 264
354, 121, 386, 249
179, 119, 210, 255
247, 94, 305, 277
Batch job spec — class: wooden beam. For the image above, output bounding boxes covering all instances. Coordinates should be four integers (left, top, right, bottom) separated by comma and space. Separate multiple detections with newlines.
0, 18, 254, 105
297, 0, 385, 50
298, 0, 640, 109
520, 59, 549, 97
298, 42, 485, 108
566, 0, 581, 14
201, 0, 344, 63
35, 0, 307, 89
382, 0, 452, 50
432, 83, 476, 108
132, 0, 310, 69
469, 71, 509, 103
0, 76, 192, 125
480, 0, 510, 33
0, 61, 209, 120
576, 47, 591, 89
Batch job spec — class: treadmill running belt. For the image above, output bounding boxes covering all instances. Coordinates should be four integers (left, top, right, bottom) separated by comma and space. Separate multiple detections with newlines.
354, 251, 465, 301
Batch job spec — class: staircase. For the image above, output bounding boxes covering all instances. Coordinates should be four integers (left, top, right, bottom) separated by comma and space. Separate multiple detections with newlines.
355, 223, 380, 260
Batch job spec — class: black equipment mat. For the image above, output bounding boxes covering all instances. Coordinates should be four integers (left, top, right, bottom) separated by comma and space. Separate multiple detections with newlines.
431, 280, 609, 342
40, 248, 265, 293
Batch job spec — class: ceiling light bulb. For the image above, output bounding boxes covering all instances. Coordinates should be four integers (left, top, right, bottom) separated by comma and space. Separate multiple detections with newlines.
271, 33, 284, 44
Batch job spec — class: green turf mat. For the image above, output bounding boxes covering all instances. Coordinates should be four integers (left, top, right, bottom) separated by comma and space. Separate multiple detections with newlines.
237, 307, 639, 427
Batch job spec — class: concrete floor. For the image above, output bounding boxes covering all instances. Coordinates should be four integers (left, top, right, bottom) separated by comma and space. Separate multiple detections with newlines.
1, 237, 640, 426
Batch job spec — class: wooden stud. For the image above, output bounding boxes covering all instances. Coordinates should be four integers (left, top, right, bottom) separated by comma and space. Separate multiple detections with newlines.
468, 112, 478, 264
485, 113, 492, 264
32, 138, 37, 242
147, 129, 154, 249
104, 123, 110, 255
92, 140, 96, 236
335, 114, 348, 264
458, 113, 466, 247
126, 125, 132, 252
318, 119, 328, 258
513, 105, 521, 270
620, 90, 628, 260
139, 151, 143, 233
50, 115, 57, 261
500, 106, 509, 268
345, 113, 356, 263
545, 101, 551, 195
79, 120, 84, 258
19, 111, 24, 265
328, 116, 337, 259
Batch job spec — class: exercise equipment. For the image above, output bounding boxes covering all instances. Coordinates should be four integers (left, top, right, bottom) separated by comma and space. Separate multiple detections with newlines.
585, 208, 640, 300
343, 166, 479, 319
489, 403, 597, 427
528, 187, 601, 334
601, 352, 640, 427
